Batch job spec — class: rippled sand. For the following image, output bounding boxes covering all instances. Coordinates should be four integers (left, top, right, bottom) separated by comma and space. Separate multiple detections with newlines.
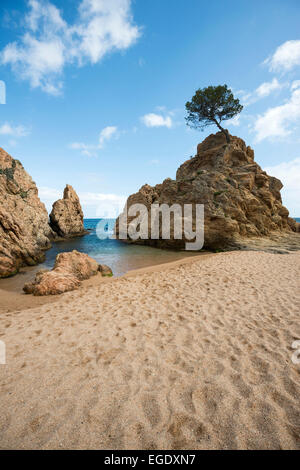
0, 251, 299, 449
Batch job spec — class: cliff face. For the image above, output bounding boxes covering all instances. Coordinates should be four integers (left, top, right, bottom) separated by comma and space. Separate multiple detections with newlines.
116, 132, 300, 251
49, 185, 86, 238
0, 148, 54, 278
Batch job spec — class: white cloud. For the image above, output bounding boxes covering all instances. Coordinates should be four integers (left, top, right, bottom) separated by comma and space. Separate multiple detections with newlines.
291, 80, 300, 91
227, 115, 241, 127
1, 0, 140, 95
253, 87, 300, 142
70, 142, 89, 150
38, 186, 61, 203
265, 158, 300, 216
255, 78, 283, 97
141, 113, 173, 128
237, 79, 286, 107
70, 125, 118, 156
264, 40, 300, 73
39, 185, 127, 218
76, 0, 140, 65
26, 0, 66, 32
99, 126, 117, 147
265, 158, 300, 192
0, 122, 30, 137
69, 142, 97, 157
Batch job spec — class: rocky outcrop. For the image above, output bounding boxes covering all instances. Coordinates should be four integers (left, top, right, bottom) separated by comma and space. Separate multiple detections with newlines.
49, 185, 86, 238
0, 148, 54, 278
23, 250, 113, 295
115, 132, 300, 251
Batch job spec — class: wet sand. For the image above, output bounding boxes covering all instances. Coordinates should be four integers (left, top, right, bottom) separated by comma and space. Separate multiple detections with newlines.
0, 251, 206, 314
0, 251, 299, 449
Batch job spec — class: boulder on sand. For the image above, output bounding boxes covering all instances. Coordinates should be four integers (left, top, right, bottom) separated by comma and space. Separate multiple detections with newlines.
23, 250, 113, 296
54, 250, 99, 280
23, 268, 81, 296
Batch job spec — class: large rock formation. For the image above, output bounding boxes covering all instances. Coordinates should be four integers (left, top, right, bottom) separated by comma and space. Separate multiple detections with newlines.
23, 250, 112, 296
115, 132, 300, 251
0, 148, 54, 278
49, 184, 86, 238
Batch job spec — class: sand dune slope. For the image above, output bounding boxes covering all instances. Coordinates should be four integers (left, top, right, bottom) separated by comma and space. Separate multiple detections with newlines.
0, 251, 299, 449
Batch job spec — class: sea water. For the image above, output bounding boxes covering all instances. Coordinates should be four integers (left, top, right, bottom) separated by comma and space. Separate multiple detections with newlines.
41, 219, 198, 277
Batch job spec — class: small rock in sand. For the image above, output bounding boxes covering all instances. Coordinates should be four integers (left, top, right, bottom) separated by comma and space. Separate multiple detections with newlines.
23, 250, 112, 296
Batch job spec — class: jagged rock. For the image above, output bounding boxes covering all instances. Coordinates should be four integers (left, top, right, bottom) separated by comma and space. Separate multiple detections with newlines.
23, 250, 113, 296
0, 148, 54, 278
115, 132, 300, 251
49, 184, 86, 238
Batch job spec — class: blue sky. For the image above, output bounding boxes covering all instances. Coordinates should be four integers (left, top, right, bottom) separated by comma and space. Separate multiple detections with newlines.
0, 0, 300, 217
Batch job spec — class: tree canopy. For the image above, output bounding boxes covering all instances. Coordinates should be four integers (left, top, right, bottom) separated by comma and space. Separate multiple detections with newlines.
185, 85, 243, 143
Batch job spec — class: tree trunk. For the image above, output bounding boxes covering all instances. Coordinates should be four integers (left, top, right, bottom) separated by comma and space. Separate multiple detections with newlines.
214, 120, 231, 143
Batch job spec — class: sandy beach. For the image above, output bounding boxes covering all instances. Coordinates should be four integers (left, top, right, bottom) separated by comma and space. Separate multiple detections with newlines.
0, 251, 299, 450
